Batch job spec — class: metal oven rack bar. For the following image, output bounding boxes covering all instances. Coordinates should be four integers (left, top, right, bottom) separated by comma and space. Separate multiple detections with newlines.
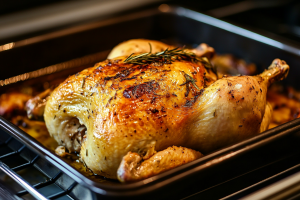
0, 128, 94, 200
0, 160, 47, 200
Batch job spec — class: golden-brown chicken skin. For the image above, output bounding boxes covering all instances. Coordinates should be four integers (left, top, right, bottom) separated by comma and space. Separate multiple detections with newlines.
108, 39, 215, 60
44, 40, 289, 181
44, 53, 216, 179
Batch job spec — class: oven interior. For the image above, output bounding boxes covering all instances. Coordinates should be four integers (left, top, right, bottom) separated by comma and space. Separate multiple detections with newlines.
1, 2, 300, 199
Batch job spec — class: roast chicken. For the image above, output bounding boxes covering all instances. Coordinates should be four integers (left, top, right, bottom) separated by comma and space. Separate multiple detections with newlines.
44, 39, 289, 182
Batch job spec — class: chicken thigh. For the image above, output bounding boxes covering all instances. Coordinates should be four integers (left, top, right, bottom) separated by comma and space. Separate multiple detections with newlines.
44, 39, 289, 182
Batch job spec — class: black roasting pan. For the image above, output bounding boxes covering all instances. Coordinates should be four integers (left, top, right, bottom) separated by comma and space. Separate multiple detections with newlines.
1, 5, 300, 199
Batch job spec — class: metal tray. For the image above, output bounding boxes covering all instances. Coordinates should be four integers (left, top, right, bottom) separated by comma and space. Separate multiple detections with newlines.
1, 5, 300, 199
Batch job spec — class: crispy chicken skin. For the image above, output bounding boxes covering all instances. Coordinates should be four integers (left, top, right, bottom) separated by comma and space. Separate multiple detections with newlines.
44, 39, 289, 181
118, 146, 203, 182
108, 39, 215, 60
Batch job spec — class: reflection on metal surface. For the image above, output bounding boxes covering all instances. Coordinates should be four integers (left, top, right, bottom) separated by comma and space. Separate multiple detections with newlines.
221, 163, 300, 200
0, 50, 109, 86
173, 7, 300, 56
0, 161, 47, 200
242, 170, 300, 200
0, 42, 14, 52
158, 4, 170, 12
207, 0, 292, 18
143, 177, 154, 184
204, 151, 237, 167
0, 9, 160, 52
0, 0, 164, 41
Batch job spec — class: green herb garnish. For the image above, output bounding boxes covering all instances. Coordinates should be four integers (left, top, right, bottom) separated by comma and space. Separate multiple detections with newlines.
124, 44, 215, 72
180, 71, 200, 90
180, 71, 200, 97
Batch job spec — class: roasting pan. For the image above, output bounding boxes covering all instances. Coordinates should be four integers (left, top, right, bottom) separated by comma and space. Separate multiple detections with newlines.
1, 5, 300, 199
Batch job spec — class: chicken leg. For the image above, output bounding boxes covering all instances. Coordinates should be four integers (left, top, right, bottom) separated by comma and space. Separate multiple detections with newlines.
117, 146, 203, 182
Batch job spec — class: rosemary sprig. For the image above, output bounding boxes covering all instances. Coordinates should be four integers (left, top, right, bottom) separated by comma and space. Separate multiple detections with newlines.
82, 77, 86, 88
180, 71, 200, 96
180, 72, 200, 90
124, 45, 214, 69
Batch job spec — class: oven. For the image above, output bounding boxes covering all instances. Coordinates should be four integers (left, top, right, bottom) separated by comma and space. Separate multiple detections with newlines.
1, 1, 300, 199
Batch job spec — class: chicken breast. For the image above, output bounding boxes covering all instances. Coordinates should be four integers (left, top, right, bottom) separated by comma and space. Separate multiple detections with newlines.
44, 39, 289, 181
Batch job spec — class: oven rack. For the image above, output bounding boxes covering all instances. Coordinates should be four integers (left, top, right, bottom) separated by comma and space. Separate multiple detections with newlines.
0, 128, 94, 200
